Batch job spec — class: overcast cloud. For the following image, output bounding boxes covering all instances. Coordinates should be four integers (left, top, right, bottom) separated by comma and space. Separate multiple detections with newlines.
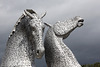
0, 0, 100, 67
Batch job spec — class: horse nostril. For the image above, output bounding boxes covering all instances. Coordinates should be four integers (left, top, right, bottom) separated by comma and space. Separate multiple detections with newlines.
78, 19, 84, 22
37, 50, 40, 55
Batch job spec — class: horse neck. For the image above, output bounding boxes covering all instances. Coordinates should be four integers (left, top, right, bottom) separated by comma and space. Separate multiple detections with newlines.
45, 27, 64, 50
1, 16, 35, 67
45, 28, 81, 67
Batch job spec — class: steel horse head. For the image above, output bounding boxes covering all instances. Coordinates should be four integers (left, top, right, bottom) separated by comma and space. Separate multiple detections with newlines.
24, 9, 46, 58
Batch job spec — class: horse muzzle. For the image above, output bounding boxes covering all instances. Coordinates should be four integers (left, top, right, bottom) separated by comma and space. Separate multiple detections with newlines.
35, 46, 45, 59
77, 18, 84, 27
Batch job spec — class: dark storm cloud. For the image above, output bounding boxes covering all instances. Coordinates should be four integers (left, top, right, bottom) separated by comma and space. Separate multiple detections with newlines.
0, 0, 100, 66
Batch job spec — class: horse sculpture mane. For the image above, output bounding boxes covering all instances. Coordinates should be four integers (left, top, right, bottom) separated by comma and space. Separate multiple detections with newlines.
0, 9, 46, 67
44, 16, 84, 67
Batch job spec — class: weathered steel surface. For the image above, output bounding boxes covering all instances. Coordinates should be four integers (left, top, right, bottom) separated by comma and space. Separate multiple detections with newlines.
44, 16, 84, 67
0, 9, 45, 67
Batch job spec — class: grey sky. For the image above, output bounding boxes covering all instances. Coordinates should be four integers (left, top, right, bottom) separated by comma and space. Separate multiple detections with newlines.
0, 0, 100, 67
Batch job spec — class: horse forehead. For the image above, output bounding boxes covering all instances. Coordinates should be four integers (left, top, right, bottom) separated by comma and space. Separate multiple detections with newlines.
30, 19, 43, 26
35, 22, 43, 27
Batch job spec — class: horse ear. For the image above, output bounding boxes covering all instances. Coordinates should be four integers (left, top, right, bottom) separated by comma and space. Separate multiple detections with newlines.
40, 12, 46, 19
24, 9, 34, 19
53, 21, 69, 36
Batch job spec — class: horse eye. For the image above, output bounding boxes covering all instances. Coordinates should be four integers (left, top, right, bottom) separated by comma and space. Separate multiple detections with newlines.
32, 27, 36, 31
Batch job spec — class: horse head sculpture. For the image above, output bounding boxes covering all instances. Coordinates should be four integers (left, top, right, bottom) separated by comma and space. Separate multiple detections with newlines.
44, 16, 84, 67
23, 9, 46, 58
0, 9, 46, 67
53, 16, 84, 39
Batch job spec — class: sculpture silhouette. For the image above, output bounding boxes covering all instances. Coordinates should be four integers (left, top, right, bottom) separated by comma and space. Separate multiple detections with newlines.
44, 16, 84, 67
0, 9, 46, 67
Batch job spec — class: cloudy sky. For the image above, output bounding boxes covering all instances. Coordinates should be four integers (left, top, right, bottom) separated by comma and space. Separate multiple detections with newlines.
0, 0, 100, 67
